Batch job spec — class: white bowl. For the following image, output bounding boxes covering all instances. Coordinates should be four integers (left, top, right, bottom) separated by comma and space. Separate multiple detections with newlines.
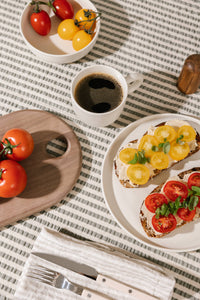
20, 0, 100, 64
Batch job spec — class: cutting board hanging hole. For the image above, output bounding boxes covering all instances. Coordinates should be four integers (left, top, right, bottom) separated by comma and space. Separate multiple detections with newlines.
46, 137, 68, 157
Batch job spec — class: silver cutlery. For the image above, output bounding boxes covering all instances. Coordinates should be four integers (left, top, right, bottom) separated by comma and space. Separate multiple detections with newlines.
32, 252, 158, 300
27, 265, 112, 299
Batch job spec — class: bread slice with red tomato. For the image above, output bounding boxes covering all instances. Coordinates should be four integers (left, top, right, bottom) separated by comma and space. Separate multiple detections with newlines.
140, 167, 200, 238
114, 120, 200, 188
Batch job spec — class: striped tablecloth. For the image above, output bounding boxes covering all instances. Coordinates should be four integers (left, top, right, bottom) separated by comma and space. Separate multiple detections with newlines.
0, 0, 200, 299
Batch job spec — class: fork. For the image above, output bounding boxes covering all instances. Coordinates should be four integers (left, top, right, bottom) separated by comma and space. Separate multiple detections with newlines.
27, 265, 112, 299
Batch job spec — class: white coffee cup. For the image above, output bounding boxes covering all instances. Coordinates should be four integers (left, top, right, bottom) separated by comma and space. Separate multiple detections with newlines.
71, 65, 143, 127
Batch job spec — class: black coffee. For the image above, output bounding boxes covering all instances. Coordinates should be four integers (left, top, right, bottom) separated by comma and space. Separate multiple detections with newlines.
74, 73, 123, 113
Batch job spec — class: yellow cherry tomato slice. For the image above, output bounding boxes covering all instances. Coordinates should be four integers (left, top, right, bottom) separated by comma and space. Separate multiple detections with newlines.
150, 152, 169, 170
127, 164, 150, 185
138, 135, 159, 157
75, 9, 96, 30
119, 148, 137, 164
169, 140, 190, 161
57, 19, 80, 40
72, 30, 92, 51
177, 125, 196, 142
154, 125, 177, 143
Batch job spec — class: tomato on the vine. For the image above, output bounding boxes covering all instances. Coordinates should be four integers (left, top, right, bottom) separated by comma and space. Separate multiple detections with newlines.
0, 160, 27, 198
57, 19, 79, 40
72, 30, 92, 51
30, 9, 51, 36
51, 0, 74, 20
2, 128, 34, 161
75, 9, 96, 30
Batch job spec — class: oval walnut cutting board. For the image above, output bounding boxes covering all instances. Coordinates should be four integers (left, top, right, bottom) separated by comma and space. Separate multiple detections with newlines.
0, 110, 82, 227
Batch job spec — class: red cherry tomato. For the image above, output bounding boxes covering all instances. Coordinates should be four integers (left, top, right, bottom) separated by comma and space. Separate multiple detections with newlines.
30, 9, 51, 36
188, 172, 200, 189
145, 193, 168, 213
2, 128, 34, 161
177, 207, 196, 222
52, 0, 74, 20
0, 160, 27, 198
163, 180, 188, 202
152, 214, 177, 233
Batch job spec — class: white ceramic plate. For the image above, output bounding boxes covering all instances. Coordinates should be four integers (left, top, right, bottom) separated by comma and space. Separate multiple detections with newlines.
102, 113, 200, 252
20, 0, 100, 64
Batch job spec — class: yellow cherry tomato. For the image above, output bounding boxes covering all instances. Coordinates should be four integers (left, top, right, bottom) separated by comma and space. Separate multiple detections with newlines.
169, 140, 190, 161
127, 164, 150, 185
119, 148, 137, 164
75, 9, 96, 30
57, 19, 80, 40
150, 152, 169, 170
177, 125, 196, 142
72, 30, 92, 51
154, 125, 177, 143
138, 135, 159, 157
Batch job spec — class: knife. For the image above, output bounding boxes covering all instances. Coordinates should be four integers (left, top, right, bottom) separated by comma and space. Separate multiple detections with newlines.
32, 252, 158, 300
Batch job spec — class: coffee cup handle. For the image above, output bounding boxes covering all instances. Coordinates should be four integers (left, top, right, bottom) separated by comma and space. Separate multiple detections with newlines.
125, 73, 143, 94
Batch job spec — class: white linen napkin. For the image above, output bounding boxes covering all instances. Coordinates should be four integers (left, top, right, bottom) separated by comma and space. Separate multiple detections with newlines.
14, 227, 175, 300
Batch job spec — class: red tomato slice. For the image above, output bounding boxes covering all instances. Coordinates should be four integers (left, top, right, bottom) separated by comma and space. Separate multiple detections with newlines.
152, 214, 177, 233
145, 193, 168, 213
188, 172, 200, 189
163, 180, 188, 202
177, 208, 196, 221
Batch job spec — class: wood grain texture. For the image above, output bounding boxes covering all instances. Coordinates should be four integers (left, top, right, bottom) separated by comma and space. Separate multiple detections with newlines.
0, 110, 82, 227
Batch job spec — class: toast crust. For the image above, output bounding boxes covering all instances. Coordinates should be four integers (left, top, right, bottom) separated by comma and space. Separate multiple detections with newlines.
114, 122, 200, 188
140, 167, 200, 238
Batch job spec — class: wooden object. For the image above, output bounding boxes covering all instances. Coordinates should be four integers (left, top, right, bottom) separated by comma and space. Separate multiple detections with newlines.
177, 54, 200, 94
0, 110, 82, 227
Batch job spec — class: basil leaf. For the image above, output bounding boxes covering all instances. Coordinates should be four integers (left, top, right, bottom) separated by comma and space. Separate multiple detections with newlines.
152, 145, 159, 152
163, 141, 170, 154
155, 207, 161, 219
188, 189, 194, 196
138, 151, 145, 164
160, 203, 168, 215
165, 207, 171, 216
176, 134, 184, 144
182, 201, 188, 209
128, 153, 138, 164
169, 202, 175, 212
188, 195, 199, 211
175, 196, 181, 209
191, 186, 200, 196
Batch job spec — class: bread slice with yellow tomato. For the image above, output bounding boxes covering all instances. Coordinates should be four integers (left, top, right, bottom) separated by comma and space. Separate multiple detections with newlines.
114, 120, 200, 188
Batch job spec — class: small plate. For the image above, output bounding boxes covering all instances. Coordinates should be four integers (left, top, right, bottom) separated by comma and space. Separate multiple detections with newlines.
102, 113, 200, 252
20, 0, 100, 64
